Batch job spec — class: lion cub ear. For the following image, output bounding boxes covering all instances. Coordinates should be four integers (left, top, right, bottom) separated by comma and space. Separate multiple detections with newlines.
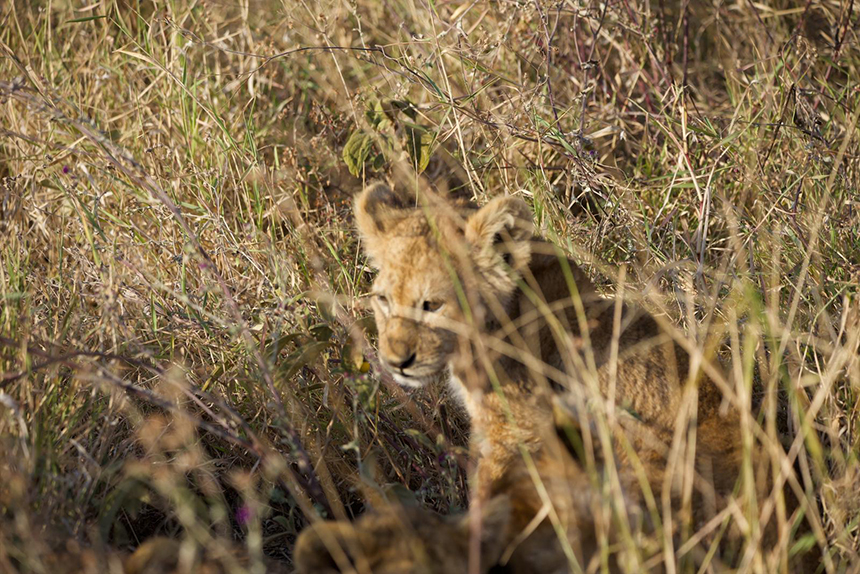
354, 182, 411, 266
354, 181, 410, 235
465, 196, 534, 272
457, 494, 512, 569
293, 520, 367, 574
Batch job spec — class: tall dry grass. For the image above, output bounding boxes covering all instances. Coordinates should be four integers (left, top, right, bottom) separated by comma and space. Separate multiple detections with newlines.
1, 0, 858, 571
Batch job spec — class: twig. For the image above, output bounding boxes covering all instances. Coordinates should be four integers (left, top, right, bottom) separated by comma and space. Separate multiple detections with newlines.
578, 0, 610, 135
533, 0, 559, 122
759, 84, 796, 174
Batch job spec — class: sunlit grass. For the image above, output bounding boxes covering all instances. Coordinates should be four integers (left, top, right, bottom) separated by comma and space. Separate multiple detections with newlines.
1, 0, 858, 571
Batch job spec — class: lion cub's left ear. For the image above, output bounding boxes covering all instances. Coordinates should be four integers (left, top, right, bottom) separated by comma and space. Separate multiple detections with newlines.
354, 182, 412, 267
465, 196, 534, 273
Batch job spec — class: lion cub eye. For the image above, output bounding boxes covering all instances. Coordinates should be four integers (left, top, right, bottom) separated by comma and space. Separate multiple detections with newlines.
422, 300, 444, 313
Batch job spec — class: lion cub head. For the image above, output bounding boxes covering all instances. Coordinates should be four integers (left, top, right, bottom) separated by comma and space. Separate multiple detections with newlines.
354, 182, 534, 389
293, 496, 511, 574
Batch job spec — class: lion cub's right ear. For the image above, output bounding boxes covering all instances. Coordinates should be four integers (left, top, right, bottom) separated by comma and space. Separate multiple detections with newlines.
465, 196, 534, 281
354, 182, 411, 266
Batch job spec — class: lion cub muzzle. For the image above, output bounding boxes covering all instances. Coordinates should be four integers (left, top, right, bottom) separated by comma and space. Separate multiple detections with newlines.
378, 316, 424, 384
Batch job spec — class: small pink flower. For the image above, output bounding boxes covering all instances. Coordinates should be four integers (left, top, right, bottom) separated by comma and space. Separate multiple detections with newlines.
236, 504, 252, 525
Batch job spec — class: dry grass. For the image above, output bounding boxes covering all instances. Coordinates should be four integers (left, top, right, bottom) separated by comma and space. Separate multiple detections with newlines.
1, 0, 859, 571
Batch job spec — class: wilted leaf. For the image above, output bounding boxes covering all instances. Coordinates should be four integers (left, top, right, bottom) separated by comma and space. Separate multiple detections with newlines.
355, 315, 377, 336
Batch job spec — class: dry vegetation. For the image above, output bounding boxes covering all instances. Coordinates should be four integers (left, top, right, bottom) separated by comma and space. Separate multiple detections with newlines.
1, 0, 859, 571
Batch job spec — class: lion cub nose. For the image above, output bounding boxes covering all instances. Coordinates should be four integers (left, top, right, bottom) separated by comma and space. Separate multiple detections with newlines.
387, 352, 417, 371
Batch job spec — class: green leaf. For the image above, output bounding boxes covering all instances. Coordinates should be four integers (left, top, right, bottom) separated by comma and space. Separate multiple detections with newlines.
342, 130, 376, 177
383, 483, 419, 507
389, 99, 418, 120
365, 100, 391, 130
270, 487, 290, 504
404, 428, 436, 450
310, 323, 333, 342
405, 124, 434, 174
272, 515, 292, 530
789, 533, 817, 558
279, 340, 331, 381
344, 372, 379, 411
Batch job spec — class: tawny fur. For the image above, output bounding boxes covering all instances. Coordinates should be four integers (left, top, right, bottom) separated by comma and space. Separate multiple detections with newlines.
294, 496, 511, 574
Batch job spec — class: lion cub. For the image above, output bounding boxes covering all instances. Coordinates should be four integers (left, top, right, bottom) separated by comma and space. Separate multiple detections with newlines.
353, 181, 729, 430
353, 181, 738, 465
348, 182, 747, 567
